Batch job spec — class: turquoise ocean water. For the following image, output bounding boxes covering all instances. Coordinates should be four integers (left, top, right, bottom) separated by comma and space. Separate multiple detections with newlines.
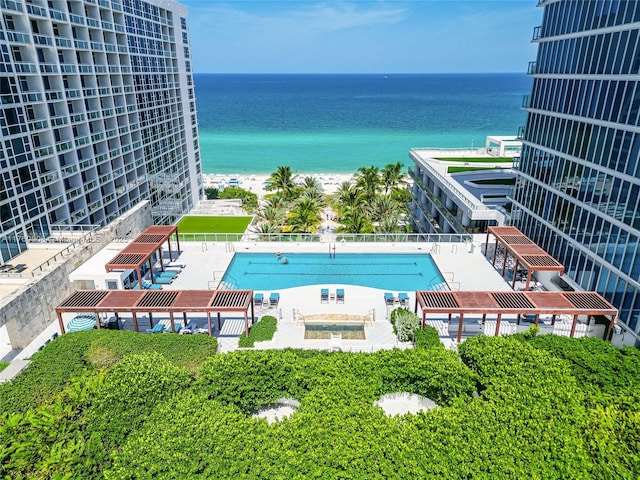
194, 73, 531, 175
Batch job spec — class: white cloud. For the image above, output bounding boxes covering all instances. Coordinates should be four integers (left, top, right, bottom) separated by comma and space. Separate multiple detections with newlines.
189, 2, 407, 36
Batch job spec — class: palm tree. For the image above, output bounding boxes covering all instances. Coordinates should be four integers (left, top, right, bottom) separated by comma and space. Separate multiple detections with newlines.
376, 216, 405, 234
266, 166, 298, 201
381, 162, 406, 195
256, 205, 285, 228
251, 222, 281, 239
263, 191, 289, 211
302, 176, 322, 191
336, 209, 375, 234
332, 181, 366, 215
354, 166, 380, 203
287, 197, 321, 233
370, 195, 400, 223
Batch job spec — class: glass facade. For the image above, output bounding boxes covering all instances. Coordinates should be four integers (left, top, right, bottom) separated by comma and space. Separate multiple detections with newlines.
514, 0, 640, 340
0, 0, 202, 263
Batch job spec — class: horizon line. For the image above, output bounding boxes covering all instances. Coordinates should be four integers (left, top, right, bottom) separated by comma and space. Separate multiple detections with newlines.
192, 71, 528, 75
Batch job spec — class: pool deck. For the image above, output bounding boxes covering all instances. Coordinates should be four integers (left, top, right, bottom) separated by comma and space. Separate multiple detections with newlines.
159, 240, 514, 351
7, 239, 606, 363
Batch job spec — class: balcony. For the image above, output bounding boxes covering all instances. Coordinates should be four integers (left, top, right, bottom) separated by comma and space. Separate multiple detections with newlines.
70, 113, 85, 123
517, 126, 526, 140
39, 63, 59, 74
60, 64, 77, 73
66, 89, 81, 99
56, 141, 73, 153
32, 34, 53, 46
22, 92, 43, 102
46, 90, 64, 101
521, 95, 531, 109
14, 62, 37, 74
50, 115, 68, 126
0, 0, 23, 12
527, 61, 537, 75
48, 8, 67, 21
79, 158, 94, 170
88, 200, 101, 214
40, 171, 59, 184
28, 118, 49, 131
69, 13, 85, 25
7, 31, 31, 44
532, 25, 541, 41
26, 3, 47, 16
75, 136, 90, 147
61, 164, 78, 177
46, 194, 65, 210
55, 37, 73, 48
34, 146, 54, 158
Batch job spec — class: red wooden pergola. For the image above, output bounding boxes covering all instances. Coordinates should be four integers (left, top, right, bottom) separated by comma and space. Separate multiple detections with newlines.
55, 289, 255, 336
484, 226, 565, 290
105, 225, 180, 289
414, 290, 618, 343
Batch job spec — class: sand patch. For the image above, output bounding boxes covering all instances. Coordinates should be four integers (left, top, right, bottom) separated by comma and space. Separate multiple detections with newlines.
252, 398, 300, 424
374, 392, 439, 416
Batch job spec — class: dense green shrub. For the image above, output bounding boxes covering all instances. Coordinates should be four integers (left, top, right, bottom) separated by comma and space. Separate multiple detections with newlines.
0, 373, 105, 479
414, 325, 443, 350
87, 353, 193, 462
0, 361, 8, 372
526, 334, 640, 400
2, 334, 640, 478
198, 350, 304, 413
238, 315, 277, 347
0, 329, 217, 414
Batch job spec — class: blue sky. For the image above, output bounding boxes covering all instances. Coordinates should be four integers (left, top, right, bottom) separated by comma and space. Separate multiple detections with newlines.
182, 1, 542, 74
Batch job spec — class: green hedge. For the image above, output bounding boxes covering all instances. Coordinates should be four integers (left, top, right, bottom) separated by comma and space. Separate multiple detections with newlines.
414, 325, 443, 350
0, 329, 218, 414
2, 334, 639, 478
238, 315, 277, 348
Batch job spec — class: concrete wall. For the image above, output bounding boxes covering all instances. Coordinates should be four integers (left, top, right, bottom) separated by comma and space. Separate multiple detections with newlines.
0, 201, 152, 349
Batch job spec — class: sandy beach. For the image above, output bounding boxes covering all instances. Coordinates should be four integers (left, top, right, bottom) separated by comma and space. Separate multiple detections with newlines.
202, 173, 354, 199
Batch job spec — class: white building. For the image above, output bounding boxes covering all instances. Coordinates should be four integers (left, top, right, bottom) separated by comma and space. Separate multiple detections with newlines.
408, 137, 521, 235
0, 0, 202, 264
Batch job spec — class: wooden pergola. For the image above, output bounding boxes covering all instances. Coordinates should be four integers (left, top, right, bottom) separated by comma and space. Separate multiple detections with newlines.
105, 225, 180, 289
484, 226, 565, 290
55, 289, 254, 336
415, 290, 618, 343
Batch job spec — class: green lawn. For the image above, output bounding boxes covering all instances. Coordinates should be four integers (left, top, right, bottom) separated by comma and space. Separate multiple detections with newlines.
435, 157, 513, 163
176, 215, 252, 234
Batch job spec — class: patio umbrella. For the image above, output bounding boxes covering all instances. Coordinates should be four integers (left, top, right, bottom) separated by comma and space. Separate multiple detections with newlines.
67, 314, 96, 332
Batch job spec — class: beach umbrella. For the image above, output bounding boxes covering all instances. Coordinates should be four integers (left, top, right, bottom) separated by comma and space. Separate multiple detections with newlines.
67, 314, 96, 332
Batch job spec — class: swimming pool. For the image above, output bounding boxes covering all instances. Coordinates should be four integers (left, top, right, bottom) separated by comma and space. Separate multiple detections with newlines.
221, 252, 445, 291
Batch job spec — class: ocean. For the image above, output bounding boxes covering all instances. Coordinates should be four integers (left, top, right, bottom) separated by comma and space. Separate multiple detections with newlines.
194, 73, 531, 175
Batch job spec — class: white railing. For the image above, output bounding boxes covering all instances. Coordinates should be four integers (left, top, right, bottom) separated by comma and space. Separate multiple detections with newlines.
409, 153, 487, 212
177, 232, 473, 243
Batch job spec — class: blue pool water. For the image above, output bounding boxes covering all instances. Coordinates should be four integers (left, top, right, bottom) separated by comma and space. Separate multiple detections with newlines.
221, 253, 445, 291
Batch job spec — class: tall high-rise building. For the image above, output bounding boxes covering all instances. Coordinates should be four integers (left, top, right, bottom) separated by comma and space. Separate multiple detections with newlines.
0, 0, 202, 263
514, 0, 640, 342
